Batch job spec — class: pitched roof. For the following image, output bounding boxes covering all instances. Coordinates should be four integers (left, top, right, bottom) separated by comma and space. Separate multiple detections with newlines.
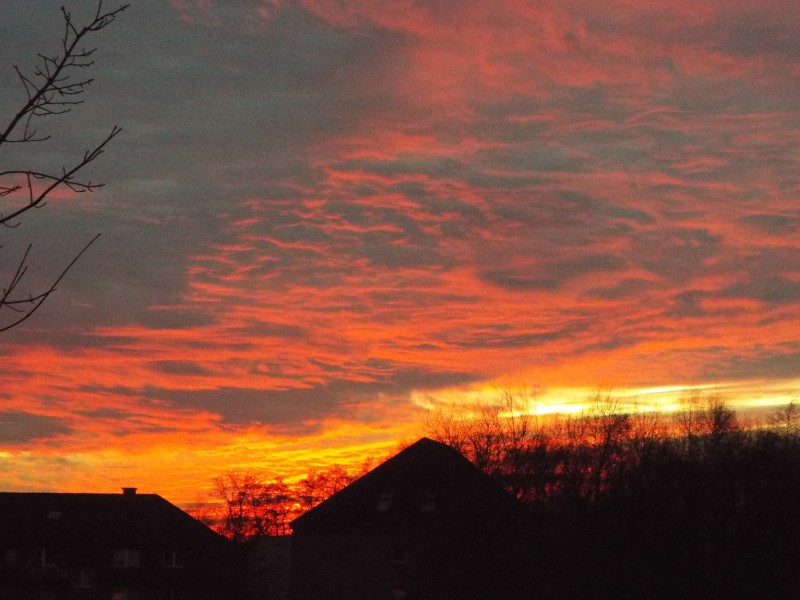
291, 437, 523, 533
0, 491, 226, 549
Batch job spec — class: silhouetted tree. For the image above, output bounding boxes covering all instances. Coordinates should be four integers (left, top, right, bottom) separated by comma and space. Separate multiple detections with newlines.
213, 471, 263, 542
212, 471, 301, 539
424, 386, 556, 502
495, 387, 551, 502
211, 464, 365, 541
0, 2, 127, 332
584, 391, 632, 499
770, 399, 800, 438
297, 464, 361, 511
674, 391, 740, 457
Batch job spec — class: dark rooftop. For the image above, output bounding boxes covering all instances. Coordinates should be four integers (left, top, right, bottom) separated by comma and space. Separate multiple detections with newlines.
0, 490, 226, 549
291, 437, 524, 533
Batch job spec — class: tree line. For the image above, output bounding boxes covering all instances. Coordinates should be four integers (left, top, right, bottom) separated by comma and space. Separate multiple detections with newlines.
422, 389, 788, 507
422, 390, 800, 599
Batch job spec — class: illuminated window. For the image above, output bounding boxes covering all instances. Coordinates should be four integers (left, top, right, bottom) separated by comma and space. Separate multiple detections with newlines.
162, 549, 185, 568
113, 549, 141, 568
71, 569, 95, 589
376, 491, 393, 512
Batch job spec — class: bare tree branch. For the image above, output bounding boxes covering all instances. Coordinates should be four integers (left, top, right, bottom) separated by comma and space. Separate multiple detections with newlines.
0, 2, 127, 332
0, 3, 128, 146
0, 234, 100, 333
0, 125, 121, 227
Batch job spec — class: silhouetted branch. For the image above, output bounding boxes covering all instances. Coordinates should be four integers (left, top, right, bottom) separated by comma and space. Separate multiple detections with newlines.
0, 2, 128, 146
0, 2, 127, 331
0, 234, 100, 333
0, 125, 121, 227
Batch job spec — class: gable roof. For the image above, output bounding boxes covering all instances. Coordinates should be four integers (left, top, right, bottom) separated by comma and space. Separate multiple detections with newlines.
0, 491, 226, 549
291, 437, 523, 533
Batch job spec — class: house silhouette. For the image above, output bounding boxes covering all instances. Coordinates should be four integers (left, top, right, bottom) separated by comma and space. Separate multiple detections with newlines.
290, 437, 529, 600
0, 488, 238, 600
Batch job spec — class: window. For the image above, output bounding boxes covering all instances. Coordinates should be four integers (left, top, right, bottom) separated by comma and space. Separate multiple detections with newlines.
162, 549, 185, 568
3, 548, 19, 563
390, 543, 408, 564
161, 588, 182, 600
113, 549, 141, 568
421, 492, 437, 512
71, 569, 95, 589
376, 491, 393, 512
40, 547, 58, 567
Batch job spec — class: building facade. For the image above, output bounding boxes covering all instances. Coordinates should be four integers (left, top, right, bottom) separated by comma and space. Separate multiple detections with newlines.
0, 488, 239, 600
290, 438, 530, 600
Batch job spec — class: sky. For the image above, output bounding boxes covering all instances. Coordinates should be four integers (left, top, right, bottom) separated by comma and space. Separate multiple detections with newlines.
1, 0, 799, 505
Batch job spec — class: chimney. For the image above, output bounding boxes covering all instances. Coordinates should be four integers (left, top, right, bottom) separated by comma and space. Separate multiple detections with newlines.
122, 487, 137, 496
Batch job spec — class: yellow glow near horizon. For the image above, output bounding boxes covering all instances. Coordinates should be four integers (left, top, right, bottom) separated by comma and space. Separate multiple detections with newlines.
2, 378, 797, 507
412, 378, 800, 419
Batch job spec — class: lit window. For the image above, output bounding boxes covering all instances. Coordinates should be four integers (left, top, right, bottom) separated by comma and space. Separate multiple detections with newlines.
113, 549, 141, 568
162, 549, 185, 568
376, 491, 393, 512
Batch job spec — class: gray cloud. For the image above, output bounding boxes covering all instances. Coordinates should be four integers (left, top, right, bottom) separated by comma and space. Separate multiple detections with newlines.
699, 345, 800, 381
144, 365, 476, 431
723, 277, 800, 305
632, 227, 723, 282
665, 290, 710, 319
0, 412, 72, 444
586, 278, 656, 301
481, 253, 625, 291
740, 214, 800, 235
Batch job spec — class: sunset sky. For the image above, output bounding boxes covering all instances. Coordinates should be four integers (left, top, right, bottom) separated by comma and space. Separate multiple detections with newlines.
2, 0, 799, 505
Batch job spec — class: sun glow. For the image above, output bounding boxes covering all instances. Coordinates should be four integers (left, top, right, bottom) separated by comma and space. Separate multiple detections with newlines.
413, 379, 800, 420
